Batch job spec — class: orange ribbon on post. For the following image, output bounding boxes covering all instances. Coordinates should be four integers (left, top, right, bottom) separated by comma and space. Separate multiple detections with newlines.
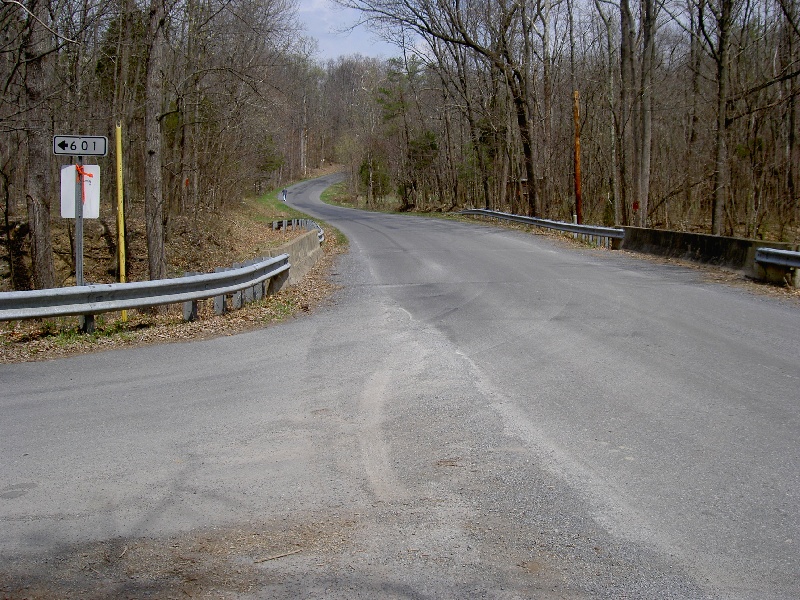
75, 163, 93, 205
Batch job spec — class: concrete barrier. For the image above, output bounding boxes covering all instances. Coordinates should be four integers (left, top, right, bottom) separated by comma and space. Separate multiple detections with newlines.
621, 227, 797, 280
268, 229, 322, 290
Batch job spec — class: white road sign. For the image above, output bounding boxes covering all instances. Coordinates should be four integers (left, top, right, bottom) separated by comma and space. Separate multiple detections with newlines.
60, 165, 100, 219
53, 135, 108, 156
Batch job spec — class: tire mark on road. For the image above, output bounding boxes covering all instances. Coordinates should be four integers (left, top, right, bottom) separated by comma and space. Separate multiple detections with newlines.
358, 357, 406, 503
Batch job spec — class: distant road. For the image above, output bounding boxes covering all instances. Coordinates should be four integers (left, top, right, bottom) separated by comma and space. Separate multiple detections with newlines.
2, 173, 798, 598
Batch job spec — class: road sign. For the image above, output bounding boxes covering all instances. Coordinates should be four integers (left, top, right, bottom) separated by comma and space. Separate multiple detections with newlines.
60, 164, 100, 219
53, 135, 108, 156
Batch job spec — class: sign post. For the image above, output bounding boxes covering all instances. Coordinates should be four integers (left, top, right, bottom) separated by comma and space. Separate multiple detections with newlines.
54, 135, 107, 333
115, 124, 127, 321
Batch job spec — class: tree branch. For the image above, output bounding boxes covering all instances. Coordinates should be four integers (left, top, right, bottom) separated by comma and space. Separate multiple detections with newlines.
0, 0, 78, 44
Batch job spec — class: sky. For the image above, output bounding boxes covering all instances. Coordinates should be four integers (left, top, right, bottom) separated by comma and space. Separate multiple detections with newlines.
296, 0, 400, 60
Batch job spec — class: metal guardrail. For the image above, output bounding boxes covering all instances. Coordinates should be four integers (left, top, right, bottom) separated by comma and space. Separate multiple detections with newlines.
755, 247, 800, 269
0, 254, 289, 321
273, 219, 325, 243
459, 209, 624, 247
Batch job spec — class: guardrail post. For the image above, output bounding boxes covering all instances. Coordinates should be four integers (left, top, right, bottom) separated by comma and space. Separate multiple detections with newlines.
182, 272, 199, 321
254, 259, 265, 301
80, 314, 95, 334
242, 260, 256, 305
214, 294, 226, 314
182, 299, 198, 321
230, 262, 244, 309
252, 260, 264, 301
254, 258, 264, 299
212, 267, 227, 315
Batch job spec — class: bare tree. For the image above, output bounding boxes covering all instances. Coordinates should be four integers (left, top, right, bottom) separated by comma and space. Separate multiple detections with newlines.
699, 0, 735, 235
22, 0, 56, 289
144, 0, 166, 280
335, 0, 542, 216
594, 0, 623, 225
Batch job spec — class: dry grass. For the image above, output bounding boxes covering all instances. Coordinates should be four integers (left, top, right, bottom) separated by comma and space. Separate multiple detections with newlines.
0, 513, 358, 599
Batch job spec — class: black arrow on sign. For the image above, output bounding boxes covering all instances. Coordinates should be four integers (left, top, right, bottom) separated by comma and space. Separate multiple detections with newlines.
57, 140, 69, 151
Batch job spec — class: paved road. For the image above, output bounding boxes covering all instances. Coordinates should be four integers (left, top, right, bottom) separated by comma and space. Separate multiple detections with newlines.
1, 173, 798, 598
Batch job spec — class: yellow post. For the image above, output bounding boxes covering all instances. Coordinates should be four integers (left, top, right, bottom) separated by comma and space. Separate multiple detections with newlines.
115, 123, 127, 321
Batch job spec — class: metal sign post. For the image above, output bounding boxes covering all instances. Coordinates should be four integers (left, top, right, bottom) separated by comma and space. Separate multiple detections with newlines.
73, 155, 94, 333
74, 155, 84, 286
55, 135, 107, 333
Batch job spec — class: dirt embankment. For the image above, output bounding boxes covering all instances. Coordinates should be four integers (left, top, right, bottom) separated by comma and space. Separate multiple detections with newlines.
1, 195, 345, 364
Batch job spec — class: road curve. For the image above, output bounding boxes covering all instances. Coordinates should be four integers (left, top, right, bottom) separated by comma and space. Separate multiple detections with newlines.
1, 173, 798, 599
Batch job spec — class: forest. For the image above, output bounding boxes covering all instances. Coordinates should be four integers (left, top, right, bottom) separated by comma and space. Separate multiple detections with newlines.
1, 0, 798, 291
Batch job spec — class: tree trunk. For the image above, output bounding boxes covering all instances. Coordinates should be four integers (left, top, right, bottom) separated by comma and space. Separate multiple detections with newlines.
685, 0, 702, 225
638, 0, 656, 227
300, 93, 308, 177
573, 91, 583, 224
144, 0, 167, 280
594, 0, 622, 225
619, 0, 635, 225
453, 46, 490, 209
510, 79, 539, 217
783, 0, 798, 238
541, 0, 553, 216
24, 0, 55, 290
712, 0, 732, 236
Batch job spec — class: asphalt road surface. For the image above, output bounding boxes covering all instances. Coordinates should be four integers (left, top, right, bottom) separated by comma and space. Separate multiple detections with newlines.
1, 173, 798, 599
